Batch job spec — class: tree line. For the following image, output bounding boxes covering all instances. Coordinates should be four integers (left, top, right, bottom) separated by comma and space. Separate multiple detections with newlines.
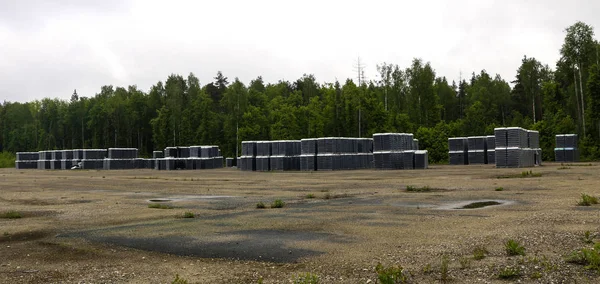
1, 21, 600, 163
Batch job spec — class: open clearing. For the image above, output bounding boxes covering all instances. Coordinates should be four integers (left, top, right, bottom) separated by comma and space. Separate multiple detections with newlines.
1, 163, 600, 283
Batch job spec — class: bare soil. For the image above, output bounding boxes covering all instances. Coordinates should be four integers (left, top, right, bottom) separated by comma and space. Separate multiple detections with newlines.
1, 163, 600, 283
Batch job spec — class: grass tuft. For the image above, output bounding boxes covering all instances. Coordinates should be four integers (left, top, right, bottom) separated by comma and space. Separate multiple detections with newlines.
440, 255, 450, 282
577, 193, 599, 206
305, 193, 316, 199
473, 246, 488, 260
182, 212, 195, 218
505, 239, 526, 256
0, 211, 22, 219
498, 266, 521, 280
566, 243, 600, 272
495, 187, 504, 191
172, 274, 189, 284
293, 272, 320, 284
271, 199, 285, 208
375, 263, 408, 284
406, 185, 433, 192
256, 202, 266, 209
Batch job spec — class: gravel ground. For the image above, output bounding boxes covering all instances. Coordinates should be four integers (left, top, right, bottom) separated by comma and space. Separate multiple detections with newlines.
1, 163, 600, 283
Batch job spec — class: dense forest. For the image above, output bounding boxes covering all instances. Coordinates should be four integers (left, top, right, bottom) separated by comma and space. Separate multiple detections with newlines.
1, 21, 600, 164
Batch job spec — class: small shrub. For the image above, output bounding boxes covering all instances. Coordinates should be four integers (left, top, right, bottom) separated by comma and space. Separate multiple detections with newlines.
406, 185, 433, 192
0, 211, 22, 219
422, 263, 432, 274
375, 263, 408, 284
505, 239, 526, 256
498, 266, 521, 280
440, 255, 450, 282
256, 202, 266, 209
577, 193, 599, 206
530, 271, 542, 279
148, 203, 174, 209
473, 246, 488, 260
520, 170, 542, 178
566, 243, 600, 272
583, 231, 595, 244
495, 187, 504, 191
305, 194, 316, 199
459, 257, 471, 269
182, 212, 195, 218
323, 193, 331, 199
172, 274, 189, 284
271, 199, 285, 208
293, 273, 319, 284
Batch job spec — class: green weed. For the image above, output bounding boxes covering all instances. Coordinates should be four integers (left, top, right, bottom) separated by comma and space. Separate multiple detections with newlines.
148, 203, 174, 209
0, 211, 22, 219
293, 273, 319, 284
473, 246, 489, 260
256, 202, 266, 209
375, 263, 408, 284
271, 199, 285, 208
498, 266, 521, 280
505, 239, 526, 256
577, 193, 599, 206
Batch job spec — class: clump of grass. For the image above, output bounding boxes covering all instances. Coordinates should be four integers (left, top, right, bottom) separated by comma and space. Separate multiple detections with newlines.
375, 263, 408, 284
271, 199, 285, 208
256, 202, 266, 209
323, 193, 331, 199
172, 274, 189, 284
459, 256, 471, 269
505, 239, 526, 256
577, 193, 599, 206
406, 185, 433, 192
473, 246, 489, 260
583, 231, 595, 244
305, 193, 316, 199
566, 243, 600, 272
0, 211, 22, 219
558, 166, 571, 170
182, 212, 195, 218
520, 170, 542, 178
422, 263, 432, 274
495, 187, 504, 191
440, 255, 450, 282
530, 271, 542, 279
293, 273, 319, 284
498, 266, 521, 280
148, 203, 174, 209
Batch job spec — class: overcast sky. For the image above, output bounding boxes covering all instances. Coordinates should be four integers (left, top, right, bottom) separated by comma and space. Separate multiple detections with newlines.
1, 0, 599, 103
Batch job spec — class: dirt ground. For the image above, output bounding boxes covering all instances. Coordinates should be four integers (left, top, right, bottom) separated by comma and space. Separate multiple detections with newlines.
1, 163, 600, 283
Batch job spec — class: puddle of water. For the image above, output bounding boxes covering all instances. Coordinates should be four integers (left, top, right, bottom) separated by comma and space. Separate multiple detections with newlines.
437, 199, 515, 210
148, 199, 172, 202
147, 195, 235, 203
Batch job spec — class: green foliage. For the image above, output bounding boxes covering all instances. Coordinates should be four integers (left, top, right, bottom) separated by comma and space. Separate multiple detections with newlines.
293, 273, 319, 284
256, 202, 266, 209
583, 231, 595, 244
171, 274, 188, 284
406, 185, 432, 192
0, 152, 15, 168
305, 194, 316, 199
505, 239, 526, 256
566, 243, 600, 272
520, 170, 542, 178
473, 247, 488, 260
578, 193, 599, 206
148, 203, 174, 209
0, 211, 22, 219
1, 21, 599, 162
440, 255, 450, 281
375, 263, 408, 284
182, 212, 195, 218
495, 187, 504, 191
498, 266, 521, 280
271, 199, 285, 208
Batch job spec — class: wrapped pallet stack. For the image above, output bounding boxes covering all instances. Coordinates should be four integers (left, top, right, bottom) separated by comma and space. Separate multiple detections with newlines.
315, 137, 373, 171
270, 140, 301, 171
467, 136, 487, 164
239, 141, 257, 171
300, 138, 318, 171
373, 133, 426, 170
555, 134, 579, 162
15, 152, 38, 169
494, 127, 540, 168
448, 137, 468, 165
